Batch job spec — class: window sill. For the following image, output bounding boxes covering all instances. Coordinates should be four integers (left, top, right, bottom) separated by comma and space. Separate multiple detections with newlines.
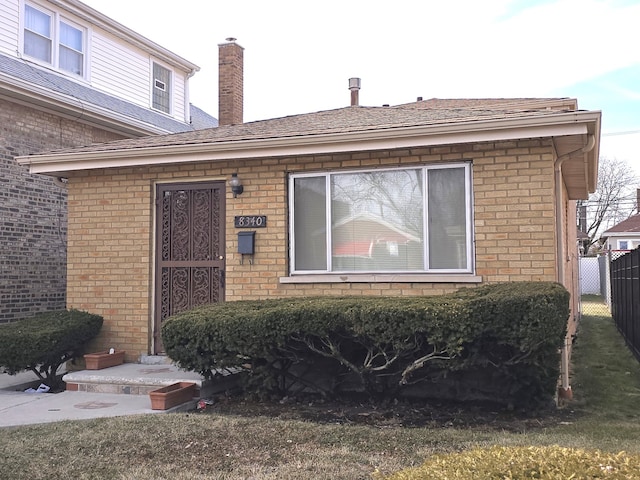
279, 274, 482, 284
23, 56, 87, 82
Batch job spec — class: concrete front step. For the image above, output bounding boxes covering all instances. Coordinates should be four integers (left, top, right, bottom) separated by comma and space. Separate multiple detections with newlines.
139, 355, 174, 365
62, 363, 239, 398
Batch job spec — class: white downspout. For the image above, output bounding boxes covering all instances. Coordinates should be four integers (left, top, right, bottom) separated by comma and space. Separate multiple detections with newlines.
185, 68, 197, 125
554, 134, 595, 399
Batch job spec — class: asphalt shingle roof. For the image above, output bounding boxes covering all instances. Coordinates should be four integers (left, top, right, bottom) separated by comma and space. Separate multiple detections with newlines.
0, 53, 216, 133
602, 215, 640, 235
189, 103, 218, 130
37, 100, 580, 155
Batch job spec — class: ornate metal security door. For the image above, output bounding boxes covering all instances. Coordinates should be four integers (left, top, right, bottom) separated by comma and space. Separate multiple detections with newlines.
154, 182, 225, 353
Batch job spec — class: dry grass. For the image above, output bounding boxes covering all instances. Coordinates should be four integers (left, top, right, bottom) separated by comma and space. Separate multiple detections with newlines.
0, 414, 480, 479
1, 300, 640, 480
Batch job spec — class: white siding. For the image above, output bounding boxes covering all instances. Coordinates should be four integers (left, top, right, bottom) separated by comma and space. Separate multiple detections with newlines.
91, 30, 189, 122
90, 31, 150, 108
172, 70, 186, 121
0, 0, 19, 55
616, 238, 640, 250
604, 236, 640, 252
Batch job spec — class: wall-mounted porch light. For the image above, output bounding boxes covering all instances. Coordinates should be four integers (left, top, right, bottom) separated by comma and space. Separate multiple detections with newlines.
229, 173, 244, 197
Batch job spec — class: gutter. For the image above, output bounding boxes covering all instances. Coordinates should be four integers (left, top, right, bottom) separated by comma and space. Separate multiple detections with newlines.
554, 134, 596, 399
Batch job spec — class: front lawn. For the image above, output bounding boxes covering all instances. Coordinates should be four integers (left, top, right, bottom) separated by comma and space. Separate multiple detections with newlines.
1, 298, 639, 480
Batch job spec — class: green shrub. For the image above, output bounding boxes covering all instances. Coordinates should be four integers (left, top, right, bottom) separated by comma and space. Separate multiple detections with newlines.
0, 309, 103, 390
375, 445, 640, 479
162, 282, 569, 407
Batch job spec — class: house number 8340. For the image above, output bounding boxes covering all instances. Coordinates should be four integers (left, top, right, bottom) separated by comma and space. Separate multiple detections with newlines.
234, 215, 267, 228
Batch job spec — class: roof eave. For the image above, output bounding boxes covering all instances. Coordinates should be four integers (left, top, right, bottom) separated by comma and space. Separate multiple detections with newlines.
587, 113, 602, 194
555, 111, 601, 199
0, 72, 178, 136
18, 110, 602, 175
601, 231, 640, 238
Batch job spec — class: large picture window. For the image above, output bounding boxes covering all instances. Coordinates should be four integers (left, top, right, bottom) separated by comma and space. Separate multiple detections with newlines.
23, 3, 85, 77
290, 164, 473, 274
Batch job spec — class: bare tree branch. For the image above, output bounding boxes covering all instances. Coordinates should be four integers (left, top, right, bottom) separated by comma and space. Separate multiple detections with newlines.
291, 333, 403, 395
400, 345, 453, 385
292, 334, 363, 378
580, 157, 639, 252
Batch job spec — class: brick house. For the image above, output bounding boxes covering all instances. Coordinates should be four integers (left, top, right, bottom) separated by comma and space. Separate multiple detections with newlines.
0, 0, 215, 321
17, 41, 601, 395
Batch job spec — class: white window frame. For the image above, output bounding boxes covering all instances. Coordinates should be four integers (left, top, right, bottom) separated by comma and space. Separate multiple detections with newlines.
58, 17, 85, 76
287, 163, 475, 280
23, 3, 53, 65
22, 2, 87, 78
151, 61, 172, 114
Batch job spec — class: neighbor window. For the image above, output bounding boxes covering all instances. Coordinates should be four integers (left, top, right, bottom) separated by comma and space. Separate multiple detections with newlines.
24, 4, 52, 64
59, 21, 84, 75
289, 164, 473, 274
619, 241, 629, 250
23, 3, 85, 76
152, 62, 172, 113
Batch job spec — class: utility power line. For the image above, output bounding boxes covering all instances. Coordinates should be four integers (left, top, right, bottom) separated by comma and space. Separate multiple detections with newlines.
602, 129, 640, 137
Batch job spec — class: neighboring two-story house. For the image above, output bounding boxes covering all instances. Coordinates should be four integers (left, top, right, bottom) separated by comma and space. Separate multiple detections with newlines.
0, 0, 215, 321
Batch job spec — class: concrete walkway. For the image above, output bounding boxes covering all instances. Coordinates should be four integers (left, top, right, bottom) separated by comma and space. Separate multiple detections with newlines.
0, 367, 198, 428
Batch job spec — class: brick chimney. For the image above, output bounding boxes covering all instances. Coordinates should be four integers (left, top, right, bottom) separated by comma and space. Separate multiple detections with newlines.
218, 38, 243, 126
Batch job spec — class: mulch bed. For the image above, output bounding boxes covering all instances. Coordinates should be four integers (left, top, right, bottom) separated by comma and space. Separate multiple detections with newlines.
200, 393, 577, 431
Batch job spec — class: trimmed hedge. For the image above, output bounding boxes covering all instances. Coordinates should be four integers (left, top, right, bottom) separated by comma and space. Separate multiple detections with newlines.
375, 446, 640, 479
162, 282, 569, 407
0, 309, 103, 389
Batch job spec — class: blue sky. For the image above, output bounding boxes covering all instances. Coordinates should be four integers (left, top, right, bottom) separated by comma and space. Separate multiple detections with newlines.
561, 63, 640, 172
83, 0, 640, 172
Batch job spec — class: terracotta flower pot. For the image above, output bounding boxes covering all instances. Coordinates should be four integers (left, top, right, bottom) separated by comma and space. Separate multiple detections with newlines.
83, 350, 125, 370
149, 382, 197, 410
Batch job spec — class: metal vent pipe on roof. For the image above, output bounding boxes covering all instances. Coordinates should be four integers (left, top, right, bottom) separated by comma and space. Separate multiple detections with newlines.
349, 77, 361, 106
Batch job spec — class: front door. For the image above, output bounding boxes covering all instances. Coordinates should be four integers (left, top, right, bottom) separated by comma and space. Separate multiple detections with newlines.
154, 181, 225, 353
